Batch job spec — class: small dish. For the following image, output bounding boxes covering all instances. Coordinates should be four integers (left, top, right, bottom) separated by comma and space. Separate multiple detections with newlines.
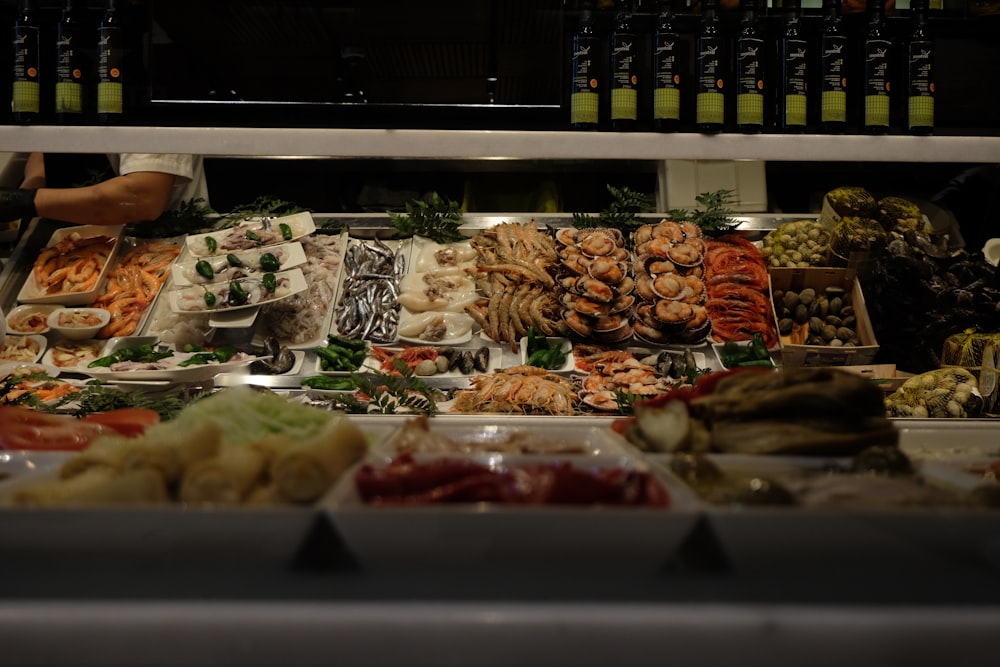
46, 307, 111, 341
5, 304, 61, 335
712, 340, 778, 370
519, 336, 574, 373
185, 212, 316, 258
102, 335, 160, 356
41, 339, 107, 370
0, 334, 46, 363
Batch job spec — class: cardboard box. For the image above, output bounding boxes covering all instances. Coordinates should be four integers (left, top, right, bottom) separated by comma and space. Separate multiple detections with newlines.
770, 267, 879, 368
838, 364, 914, 393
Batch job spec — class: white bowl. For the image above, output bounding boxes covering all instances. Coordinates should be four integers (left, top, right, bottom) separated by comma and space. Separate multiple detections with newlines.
5, 304, 61, 335
46, 307, 111, 340
0, 334, 46, 363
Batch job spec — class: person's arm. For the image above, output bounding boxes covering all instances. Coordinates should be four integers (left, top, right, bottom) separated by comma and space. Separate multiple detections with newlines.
0, 152, 180, 226
20, 152, 46, 189
33, 171, 176, 226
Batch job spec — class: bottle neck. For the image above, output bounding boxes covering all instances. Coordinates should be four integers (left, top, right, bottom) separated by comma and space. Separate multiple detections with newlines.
823, 0, 841, 21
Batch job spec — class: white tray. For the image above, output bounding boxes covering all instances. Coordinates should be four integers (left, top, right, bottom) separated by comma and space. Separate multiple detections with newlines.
185, 212, 316, 258
0, 470, 316, 564
324, 448, 701, 573
16, 225, 123, 306
647, 453, 993, 573
168, 268, 307, 314
171, 241, 307, 287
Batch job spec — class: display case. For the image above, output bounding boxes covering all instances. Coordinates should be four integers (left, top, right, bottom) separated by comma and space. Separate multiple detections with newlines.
0, 123, 998, 666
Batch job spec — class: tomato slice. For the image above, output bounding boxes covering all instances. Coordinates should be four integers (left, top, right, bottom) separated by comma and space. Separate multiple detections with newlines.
0, 406, 106, 451
81, 408, 160, 438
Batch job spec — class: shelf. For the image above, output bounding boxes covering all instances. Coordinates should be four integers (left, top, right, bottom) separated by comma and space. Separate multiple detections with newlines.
3, 126, 1000, 162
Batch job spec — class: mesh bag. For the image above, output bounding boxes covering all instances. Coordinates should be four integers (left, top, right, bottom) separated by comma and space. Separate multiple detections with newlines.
761, 219, 832, 269
941, 331, 1000, 414
884, 367, 983, 418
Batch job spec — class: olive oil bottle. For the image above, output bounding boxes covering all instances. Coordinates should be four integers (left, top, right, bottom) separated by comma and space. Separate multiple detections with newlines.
570, 0, 600, 130
906, 0, 935, 135
652, 0, 680, 132
862, 0, 891, 134
695, 0, 725, 133
776, 0, 808, 132
819, 0, 847, 133
11, 0, 40, 124
97, 0, 123, 124
55, 0, 83, 124
609, 0, 638, 130
735, 0, 765, 133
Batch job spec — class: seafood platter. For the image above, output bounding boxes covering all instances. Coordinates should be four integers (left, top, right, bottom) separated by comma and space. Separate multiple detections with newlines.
16, 225, 124, 306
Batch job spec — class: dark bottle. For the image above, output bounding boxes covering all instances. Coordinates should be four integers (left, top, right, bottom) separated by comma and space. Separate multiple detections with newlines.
819, 0, 847, 133
695, 0, 724, 133
862, 0, 891, 134
55, 0, 83, 124
11, 0, 40, 124
609, 0, 638, 130
652, 0, 680, 132
570, 0, 600, 129
776, 0, 808, 132
97, 0, 123, 124
735, 0, 764, 133
906, 0, 934, 135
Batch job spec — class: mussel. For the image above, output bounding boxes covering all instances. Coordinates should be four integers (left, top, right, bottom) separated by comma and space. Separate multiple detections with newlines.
250, 336, 297, 375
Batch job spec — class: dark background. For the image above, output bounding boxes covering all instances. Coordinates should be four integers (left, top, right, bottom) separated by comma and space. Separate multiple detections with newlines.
0, 1, 997, 216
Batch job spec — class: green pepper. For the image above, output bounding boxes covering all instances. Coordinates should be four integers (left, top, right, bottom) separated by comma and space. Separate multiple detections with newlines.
205, 235, 218, 254
301, 376, 356, 391
228, 280, 249, 305
245, 229, 262, 242
327, 335, 368, 352
262, 272, 277, 293
203, 289, 217, 308
226, 253, 245, 268
195, 260, 215, 280
88, 344, 173, 368
315, 346, 363, 372
178, 353, 217, 367
213, 345, 238, 362
279, 223, 293, 240
183, 343, 207, 353
258, 252, 280, 273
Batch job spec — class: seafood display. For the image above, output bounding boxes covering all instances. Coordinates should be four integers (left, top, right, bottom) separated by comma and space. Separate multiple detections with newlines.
666, 447, 968, 509
185, 212, 315, 257
172, 242, 305, 286
18, 227, 122, 306
625, 367, 898, 456
556, 227, 635, 345
367, 344, 494, 377
352, 452, 670, 506
631, 219, 711, 346
92, 239, 180, 339
397, 238, 479, 344
0, 363, 79, 404
772, 284, 860, 347
170, 269, 303, 313
5, 304, 58, 334
257, 234, 348, 348
465, 222, 567, 349
451, 365, 579, 415
334, 237, 406, 344
575, 345, 677, 412
29, 232, 116, 296
43, 339, 107, 369
0, 335, 45, 363
703, 235, 777, 348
